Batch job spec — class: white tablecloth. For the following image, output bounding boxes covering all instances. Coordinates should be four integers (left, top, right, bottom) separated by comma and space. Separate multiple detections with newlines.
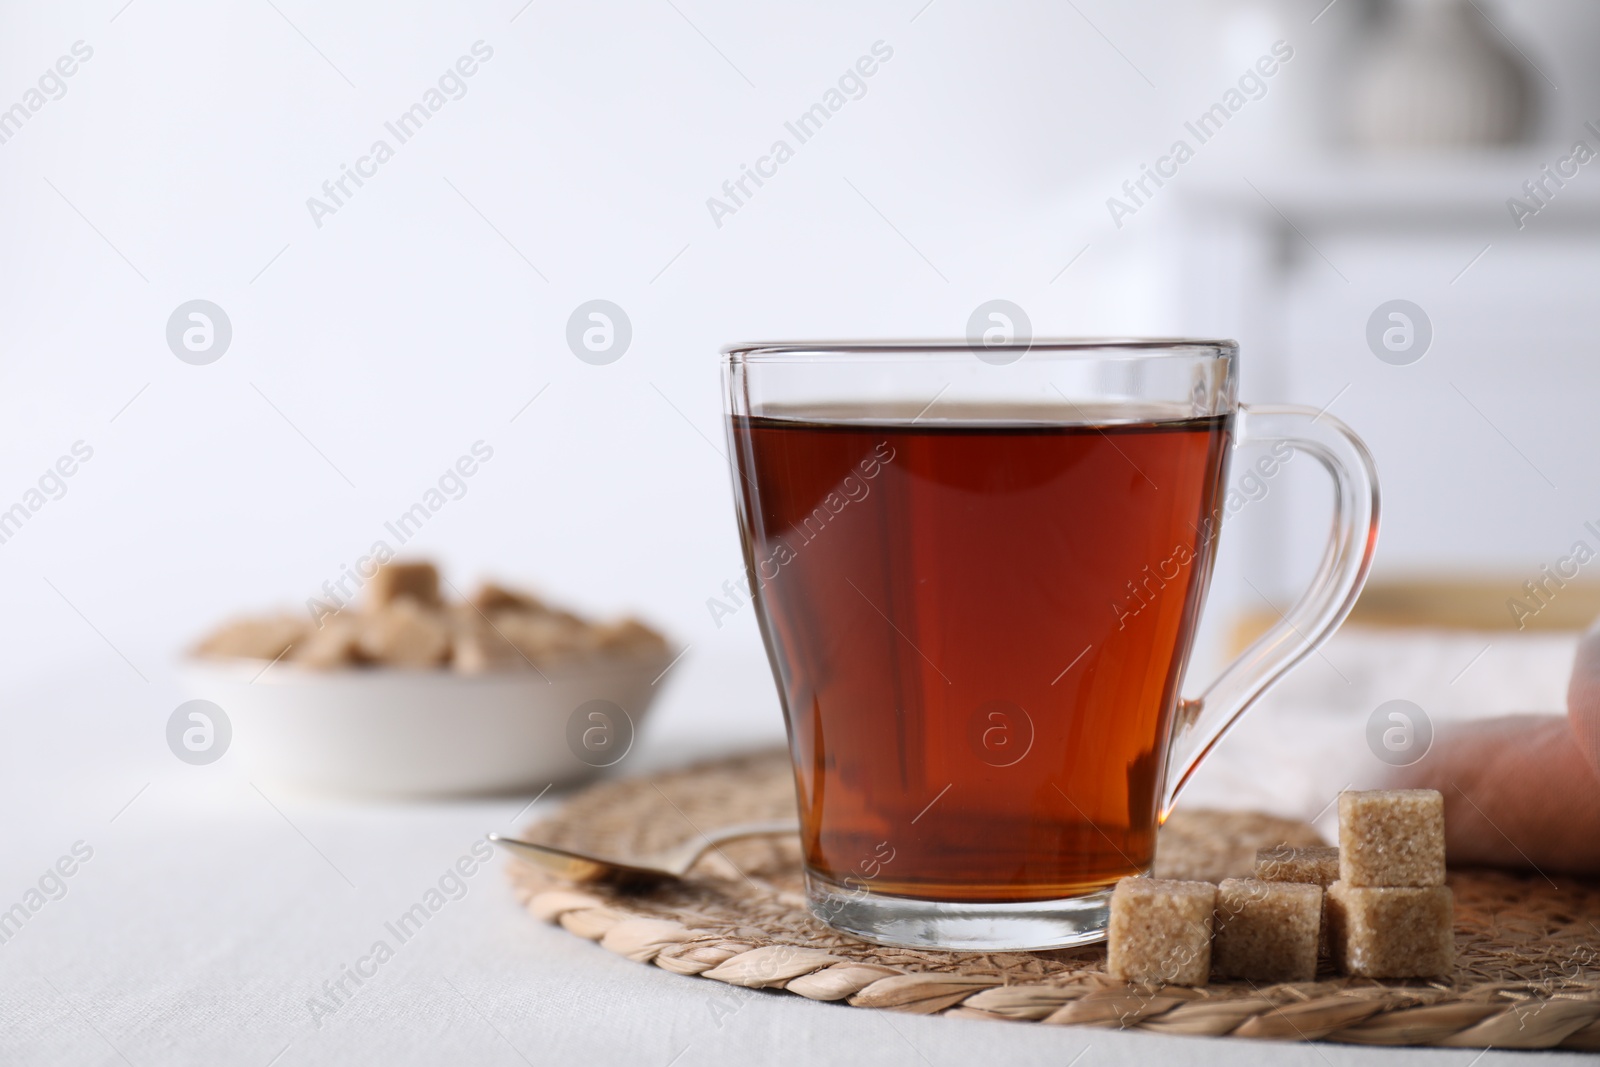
1, 637, 1588, 1066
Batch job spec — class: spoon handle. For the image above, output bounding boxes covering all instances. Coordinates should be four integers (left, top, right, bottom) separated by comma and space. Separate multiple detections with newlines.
658, 818, 800, 874
490, 818, 799, 883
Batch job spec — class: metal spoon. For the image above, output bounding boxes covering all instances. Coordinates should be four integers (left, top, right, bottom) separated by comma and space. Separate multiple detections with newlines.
489, 818, 799, 887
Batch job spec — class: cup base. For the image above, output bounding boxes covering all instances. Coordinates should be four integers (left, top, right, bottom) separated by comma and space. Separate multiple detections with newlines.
805, 872, 1116, 951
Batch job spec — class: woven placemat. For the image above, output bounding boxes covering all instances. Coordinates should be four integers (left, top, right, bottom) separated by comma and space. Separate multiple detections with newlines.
508, 749, 1600, 1049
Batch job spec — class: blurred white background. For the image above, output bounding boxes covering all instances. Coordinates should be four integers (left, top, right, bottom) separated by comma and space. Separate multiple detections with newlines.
3, 0, 1599, 760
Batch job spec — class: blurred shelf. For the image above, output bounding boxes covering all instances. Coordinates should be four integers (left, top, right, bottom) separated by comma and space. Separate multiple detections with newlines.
1348, 578, 1600, 631
1232, 578, 1600, 652
1181, 152, 1600, 229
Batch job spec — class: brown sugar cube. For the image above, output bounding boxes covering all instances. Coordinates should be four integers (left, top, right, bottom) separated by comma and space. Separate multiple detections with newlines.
367, 561, 441, 609
448, 610, 528, 674
452, 631, 526, 673
1257, 844, 1342, 956
1338, 790, 1445, 887
194, 615, 307, 661
1255, 845, 1340, 887
1106, 878, 1216, 986
471, 581, 547, 617
1212, 879, 1321, 983
493, 612, 598, 667
1257, 845, 1340, 956
357, 601, 450, 668
293, 615, 365, 669
1326, 881, 1455, 978
594, 617, 668, 658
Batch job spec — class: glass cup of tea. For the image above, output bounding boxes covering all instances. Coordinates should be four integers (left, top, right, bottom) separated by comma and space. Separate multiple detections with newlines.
723, 339, 1379, 951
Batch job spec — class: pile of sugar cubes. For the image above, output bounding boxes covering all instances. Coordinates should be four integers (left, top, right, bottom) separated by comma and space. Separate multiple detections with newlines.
1107, 789, 1454, 985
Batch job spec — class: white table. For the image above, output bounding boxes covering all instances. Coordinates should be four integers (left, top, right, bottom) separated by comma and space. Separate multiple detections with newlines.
1, 647, 1586, 1066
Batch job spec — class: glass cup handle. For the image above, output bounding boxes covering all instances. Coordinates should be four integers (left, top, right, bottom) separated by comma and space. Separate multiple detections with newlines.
1162, 403, 1381, 819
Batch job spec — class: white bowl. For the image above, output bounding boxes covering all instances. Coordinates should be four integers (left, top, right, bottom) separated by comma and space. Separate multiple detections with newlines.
178, 654, 674, 797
